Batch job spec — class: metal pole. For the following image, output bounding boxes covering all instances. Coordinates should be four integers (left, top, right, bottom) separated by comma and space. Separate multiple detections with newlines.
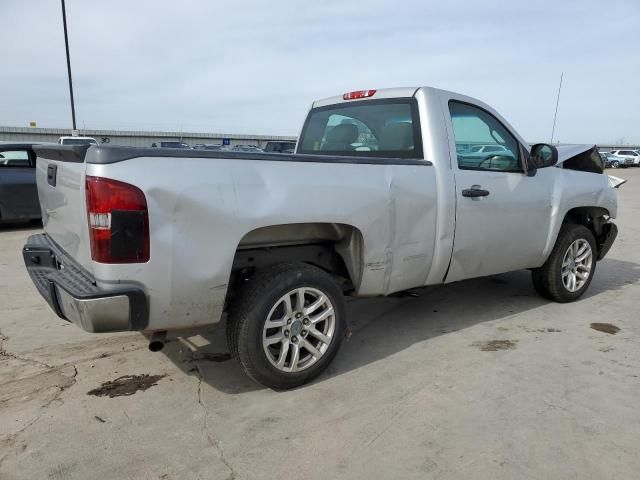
61, 0, 76, 130
550, 72, 563, 144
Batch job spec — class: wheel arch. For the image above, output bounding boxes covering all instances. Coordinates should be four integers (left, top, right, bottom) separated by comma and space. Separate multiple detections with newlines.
551, 206, 612, 260
230, 222, 365, 292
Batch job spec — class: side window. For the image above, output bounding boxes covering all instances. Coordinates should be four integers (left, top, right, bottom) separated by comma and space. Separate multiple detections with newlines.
449, 101, 521, 172
0, 150, 31, 168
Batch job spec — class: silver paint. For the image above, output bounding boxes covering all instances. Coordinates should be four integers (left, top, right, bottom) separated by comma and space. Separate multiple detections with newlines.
35, 86, 619, 332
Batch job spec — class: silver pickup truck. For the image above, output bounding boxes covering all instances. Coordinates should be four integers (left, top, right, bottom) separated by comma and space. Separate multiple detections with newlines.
23, 87, 620, 389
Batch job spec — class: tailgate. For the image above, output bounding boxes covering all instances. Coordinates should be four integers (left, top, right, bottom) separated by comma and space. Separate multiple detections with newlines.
33, 145, 94, 273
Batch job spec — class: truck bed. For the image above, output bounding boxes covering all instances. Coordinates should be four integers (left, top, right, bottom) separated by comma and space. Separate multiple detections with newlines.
33, 144, 437, 331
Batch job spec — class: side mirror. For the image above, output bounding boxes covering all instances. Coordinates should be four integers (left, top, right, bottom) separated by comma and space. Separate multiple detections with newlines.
530, 143, 558, 169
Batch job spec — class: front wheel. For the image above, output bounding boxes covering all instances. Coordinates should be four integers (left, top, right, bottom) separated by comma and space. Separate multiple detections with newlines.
611, 160, 620, 169
532, 224, 597, 302
227, 263, 346, 389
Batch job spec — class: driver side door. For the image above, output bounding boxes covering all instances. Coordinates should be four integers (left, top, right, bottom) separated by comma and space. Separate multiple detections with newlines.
446, 101, 553, 283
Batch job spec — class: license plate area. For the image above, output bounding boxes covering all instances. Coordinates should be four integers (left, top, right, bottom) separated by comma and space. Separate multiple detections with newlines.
23, 247, 59, 270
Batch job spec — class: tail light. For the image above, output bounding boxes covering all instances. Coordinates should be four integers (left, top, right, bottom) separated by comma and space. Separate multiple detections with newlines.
343, 89, 376, 100
85, 176, 150, 263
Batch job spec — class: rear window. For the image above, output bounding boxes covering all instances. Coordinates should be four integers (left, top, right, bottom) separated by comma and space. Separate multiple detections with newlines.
297, 99, 422, 158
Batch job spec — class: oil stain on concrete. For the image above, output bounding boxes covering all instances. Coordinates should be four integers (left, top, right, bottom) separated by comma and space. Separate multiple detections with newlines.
191, 352, 232, 362
472, 340, 518, 351
590, 323, 620, 334
87, 374, 166, 398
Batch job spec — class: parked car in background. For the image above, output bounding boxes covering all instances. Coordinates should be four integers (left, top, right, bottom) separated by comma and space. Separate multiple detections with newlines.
232, 144, 263, 152
58, 136, 98, 146
152, 141, 191, 149
609, 150, 640, 167
467, 144, 509, 154
24, 86, 620, 389
193, 143, 226, 151
600, 152, 621, 169
0, 143, 42, 224
457, 144, 517, 170
264, 141, 297, 153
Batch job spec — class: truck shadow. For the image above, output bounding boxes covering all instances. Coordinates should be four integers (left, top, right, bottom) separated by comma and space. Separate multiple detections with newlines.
159, 257, 640, 394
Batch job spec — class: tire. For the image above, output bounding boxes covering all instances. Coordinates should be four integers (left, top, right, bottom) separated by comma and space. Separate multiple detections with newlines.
531, 224, 597, 303
611, 161, 619, 169
227, 262, 346, 389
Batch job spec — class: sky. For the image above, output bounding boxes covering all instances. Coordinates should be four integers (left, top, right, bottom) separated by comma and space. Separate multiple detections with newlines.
0, 0, 639, 144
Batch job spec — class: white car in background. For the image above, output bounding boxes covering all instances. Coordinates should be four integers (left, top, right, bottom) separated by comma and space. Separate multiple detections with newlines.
467, 144, 509, 154
609, 149, 640, 167
58, 136, 99, 146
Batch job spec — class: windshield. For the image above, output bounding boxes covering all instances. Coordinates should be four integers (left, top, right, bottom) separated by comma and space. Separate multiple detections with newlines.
297, 99, 422, 158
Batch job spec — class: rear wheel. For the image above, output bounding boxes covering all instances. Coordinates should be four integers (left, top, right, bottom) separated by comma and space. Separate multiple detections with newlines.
227, 263, 346, 389
532, 224, 596, 302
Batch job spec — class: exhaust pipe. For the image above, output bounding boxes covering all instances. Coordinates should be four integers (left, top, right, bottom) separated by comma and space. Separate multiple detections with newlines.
148, 331, 167, 352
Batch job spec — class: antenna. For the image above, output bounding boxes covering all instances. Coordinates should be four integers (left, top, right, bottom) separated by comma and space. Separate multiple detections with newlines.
550, 72, 563, 144
61, 0, 76, 130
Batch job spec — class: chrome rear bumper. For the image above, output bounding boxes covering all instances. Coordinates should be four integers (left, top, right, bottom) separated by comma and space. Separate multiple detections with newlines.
22, 234, 148, 332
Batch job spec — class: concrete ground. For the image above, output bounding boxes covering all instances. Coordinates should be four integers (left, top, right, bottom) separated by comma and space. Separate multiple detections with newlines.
1, 169, 639, 480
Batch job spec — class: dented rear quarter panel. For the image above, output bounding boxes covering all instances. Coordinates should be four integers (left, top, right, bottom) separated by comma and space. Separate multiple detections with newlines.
85, 156, 438, 330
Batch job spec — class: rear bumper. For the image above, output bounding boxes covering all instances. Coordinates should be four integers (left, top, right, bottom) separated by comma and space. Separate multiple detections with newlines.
22, 234, 148, 332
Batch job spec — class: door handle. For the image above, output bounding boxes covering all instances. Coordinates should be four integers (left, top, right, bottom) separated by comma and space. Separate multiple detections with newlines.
47, 164, 57, 187
461, 186, 490, 198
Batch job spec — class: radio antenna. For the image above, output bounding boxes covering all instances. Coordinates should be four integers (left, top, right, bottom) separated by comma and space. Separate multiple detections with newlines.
550, 72, 563, 144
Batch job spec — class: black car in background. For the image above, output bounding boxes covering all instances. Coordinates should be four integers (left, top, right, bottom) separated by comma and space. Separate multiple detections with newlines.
232, 144, 263, 153
0, 143, 42, 224
193, 143, 226, 151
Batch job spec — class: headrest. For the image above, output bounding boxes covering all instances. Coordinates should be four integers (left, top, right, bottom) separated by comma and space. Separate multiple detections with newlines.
325, 123, 359, 144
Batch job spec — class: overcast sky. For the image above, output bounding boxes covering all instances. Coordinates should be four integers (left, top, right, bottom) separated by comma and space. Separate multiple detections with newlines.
1, 0, 638, 143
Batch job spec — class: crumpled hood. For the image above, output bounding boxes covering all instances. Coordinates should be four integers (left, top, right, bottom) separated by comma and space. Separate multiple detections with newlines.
550, 144, 626, 188
555, 144, 595, 163
553, 144, 603, 174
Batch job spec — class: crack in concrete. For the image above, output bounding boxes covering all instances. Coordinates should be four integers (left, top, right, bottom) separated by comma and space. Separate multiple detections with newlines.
0, 348, 56, 370
0, 364, 78, 471
0, 327, 147, 471
0, 343, 147, 381
0, 326, 79, 469
0, 328, 55, 371
193, 361, 236, 480
77, 345, 149, 364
